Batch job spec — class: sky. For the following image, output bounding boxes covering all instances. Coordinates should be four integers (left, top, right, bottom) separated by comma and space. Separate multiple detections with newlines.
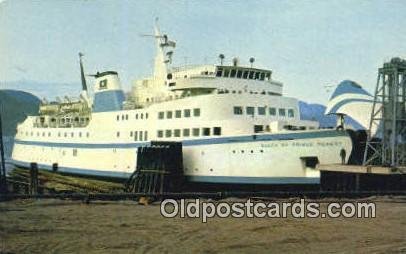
1, 0, 406, 104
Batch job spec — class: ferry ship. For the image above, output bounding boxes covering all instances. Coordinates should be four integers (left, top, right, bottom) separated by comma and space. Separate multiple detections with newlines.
11, 24, 353, 185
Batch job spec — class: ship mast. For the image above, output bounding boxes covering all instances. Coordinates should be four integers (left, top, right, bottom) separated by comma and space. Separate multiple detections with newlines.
153, 18, 176, 80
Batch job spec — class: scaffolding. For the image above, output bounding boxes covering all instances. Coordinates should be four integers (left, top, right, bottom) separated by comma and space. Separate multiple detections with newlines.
363, 57, 406, 167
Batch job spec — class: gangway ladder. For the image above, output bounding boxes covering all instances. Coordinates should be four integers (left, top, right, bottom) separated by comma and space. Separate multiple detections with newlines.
125, 142, 184, 196
363, 58, 406, 167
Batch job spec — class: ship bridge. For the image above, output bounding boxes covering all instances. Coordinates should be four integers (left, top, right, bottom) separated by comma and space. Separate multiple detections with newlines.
166, 65, 283, 96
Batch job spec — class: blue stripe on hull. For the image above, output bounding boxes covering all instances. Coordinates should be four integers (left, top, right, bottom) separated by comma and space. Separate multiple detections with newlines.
13, 130, 349, 149
10, 159, 319, 185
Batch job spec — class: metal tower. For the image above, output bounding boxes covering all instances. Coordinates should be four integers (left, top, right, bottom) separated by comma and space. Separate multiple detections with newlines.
363, 57, 406, 167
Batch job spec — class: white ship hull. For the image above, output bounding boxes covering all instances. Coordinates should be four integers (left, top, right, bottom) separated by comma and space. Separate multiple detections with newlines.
11, 130, 352, 184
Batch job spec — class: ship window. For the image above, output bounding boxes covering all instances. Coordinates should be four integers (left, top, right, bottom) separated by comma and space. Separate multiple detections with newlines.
136, 114, 139, 119
64, 133, 67, 137
125, 114, 128, 120
184, 109, 191, 118
269, 107, 276, 116
265, 72, 271, 80
193, 108, 201, 117
288, 109, 295, 118
139, 131, 143, 141
174, 129, 181, 137
230, 69, 237, 78
223, 69, 230, 77
246, 107, 255, 116
121, 115, 125, 120
86, 132, 89, 138
192, 128, 200, 137
213, 127, 221, 136
254, 125, 264, 133
130, 131, 133, 137
134, 131, 138, 141
71, 132, 74, 137
141, 113, 144, 119
165, 130, 172, 137
243, 71, 249, 79
216, 68, 223, 77
258, 107, 266, 115
255, 72, 260, 80
79, 132, 82, 137
279, 108, 286, 116
158, 112, 164, 119
117, 131, 120, 138
73, 149, 78, 157
234, 106, 243, 115
175, 110, 182, 118
183, 129, 190, 137
58, 132, 60, 137
202, 128, 210, 136
260, 73, 265, 80
146, 113, 149, 119
116, 115, 119, 121
157, 130, 163, 138
237, 70, 243, 78
144, 131, 148, 140
166, 111, 173, 119
248, 71, 254, 79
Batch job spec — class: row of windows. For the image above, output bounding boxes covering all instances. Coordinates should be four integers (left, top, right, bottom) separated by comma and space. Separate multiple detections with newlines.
21, 131, 90, 138
116, 113, 149, 121
216, 68, 271, 81
116, 130, 148, 141
233, 106, 295, 117
157, 127, 221, 138
217, 89, 280, 96
158, 108, 201, 120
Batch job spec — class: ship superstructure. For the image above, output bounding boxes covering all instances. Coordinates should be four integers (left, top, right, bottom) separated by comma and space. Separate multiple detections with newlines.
11, 23, 352, 184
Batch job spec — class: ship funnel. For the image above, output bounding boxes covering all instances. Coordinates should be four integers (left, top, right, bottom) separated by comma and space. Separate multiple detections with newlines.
79, 52, 88, 92
92, 71, 125, 112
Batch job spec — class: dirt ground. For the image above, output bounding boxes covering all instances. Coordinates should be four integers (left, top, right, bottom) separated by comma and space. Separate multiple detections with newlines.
0, 197, 405, 254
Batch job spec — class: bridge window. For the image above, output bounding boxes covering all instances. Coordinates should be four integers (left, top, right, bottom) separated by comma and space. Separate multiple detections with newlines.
175, 110, 182, 118
213, 127, 221, 136
269, 107, 276, 116
192, 128, 200, 137
157, 130, 163, 138
288, 109, 295, 118
216, 68, 223, 77
260, 73, 265, 80
230, 69, 237, 78
224, 69, 230, 77
279, 108, 286, 116
183, 129, 190, 137
174, 129, 181, 137
165, 130, 172, 137
255, 72, 260, 80
184, 109, 191, 118
193, 108, 200, 117
243, 71, 249, 79
166, 111, 173, 119
158, 112, 164, 119
202, 128, 210, 136
246, 106, 255, 116
237, 70, 243, 78
234, 106, 243, 115
258, 107, 266, 115
265, 73, 271, 80
249, 71, 254, 79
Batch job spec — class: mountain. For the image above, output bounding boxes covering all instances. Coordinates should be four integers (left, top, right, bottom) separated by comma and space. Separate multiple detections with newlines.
0, 89, 41, 136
